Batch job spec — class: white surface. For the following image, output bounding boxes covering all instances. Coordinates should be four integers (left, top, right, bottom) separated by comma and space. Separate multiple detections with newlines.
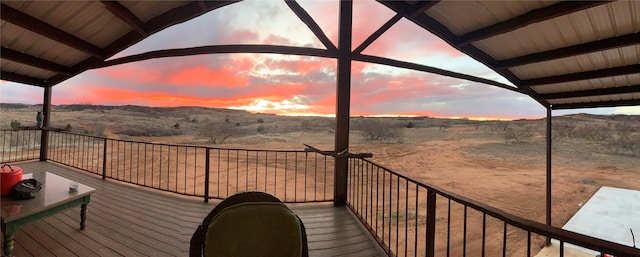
557, 186, 640, 255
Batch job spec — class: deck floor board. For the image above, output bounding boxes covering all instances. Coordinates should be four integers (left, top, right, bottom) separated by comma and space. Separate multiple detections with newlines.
1, 161, 385, 257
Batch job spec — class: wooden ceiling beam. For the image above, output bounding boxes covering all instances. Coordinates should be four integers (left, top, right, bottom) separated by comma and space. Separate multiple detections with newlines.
540, 85, 640, 100
496, 33, 640, 69
101, 0, 148, 35
0, 71, 47, 87
1, 47, 72, 75
0, 4, 105, 59
95, 45, 336, 69
456, 1, 609, 46
552, 99, 640, 110
520, 64, 640, 87
285, 0, 337, 51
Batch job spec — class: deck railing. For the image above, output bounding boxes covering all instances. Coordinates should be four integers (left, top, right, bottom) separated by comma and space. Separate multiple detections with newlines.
2, 129, 638, 256
0, 129, 333, 203
0, 128, 41, 163
346, 157, 639, 257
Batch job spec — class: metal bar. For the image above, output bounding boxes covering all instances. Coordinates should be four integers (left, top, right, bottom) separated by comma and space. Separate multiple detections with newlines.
503, 222, 507, 257
482, 213, 486, 257
426, 190, 436, 257
102, 137, 107, 180
204, 148, 210, 202
464, 205, 468, 257
546, 107, 552, 244
447, 199, 451, 257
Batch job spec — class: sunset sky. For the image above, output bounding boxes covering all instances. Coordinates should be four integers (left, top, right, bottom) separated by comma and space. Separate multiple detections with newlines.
1, 0, 638, 120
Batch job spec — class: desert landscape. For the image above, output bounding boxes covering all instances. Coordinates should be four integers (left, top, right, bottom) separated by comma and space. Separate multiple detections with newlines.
2, 103, 639, 255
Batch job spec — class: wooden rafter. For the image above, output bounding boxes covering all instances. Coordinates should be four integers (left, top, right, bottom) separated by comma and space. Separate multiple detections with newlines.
495, 33, 640, 69
521, 64, 640, 87
101, 1, 148, 35
456, 1, 609, 46
552, 99, 640, 110
353, 14, 402, 54
540, 85, 640, 100
0, 71, 47, 87
284, 0, 337, 51
1, 47, 72, 75
0, 4, 104, 59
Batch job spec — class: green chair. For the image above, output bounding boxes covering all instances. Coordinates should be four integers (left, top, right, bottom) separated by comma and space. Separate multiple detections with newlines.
190, 191, 309, 257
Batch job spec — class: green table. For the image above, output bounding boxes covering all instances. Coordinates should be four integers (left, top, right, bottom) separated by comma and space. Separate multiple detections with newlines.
1, 171, 95, 256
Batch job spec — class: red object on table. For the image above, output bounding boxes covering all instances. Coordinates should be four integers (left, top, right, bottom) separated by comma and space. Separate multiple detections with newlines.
0, 164, 23, 195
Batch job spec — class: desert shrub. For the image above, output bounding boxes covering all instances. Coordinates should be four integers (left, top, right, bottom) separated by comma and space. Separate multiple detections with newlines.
174, 123, 180, 129
301, 120, 312, 130
504, 124, 536, 144
573, 124, 608, 141
552, 121, 576, 139
117, 127, 181, 137
235, 122, 241, 127
10, 120, 21, 129
64, 123, 72, 131
438, 121, 450, 131
201, 121, 235, 144
257, 125, 265, 134
358, 119, 401, 143
257, 118, 264, 123
608, 122, 640, 156
406, 122, 415, 128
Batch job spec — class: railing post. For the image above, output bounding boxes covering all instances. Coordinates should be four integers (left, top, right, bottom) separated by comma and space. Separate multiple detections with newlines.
426, 189, 436, 257
204, 148, 210, 203
102, 138, 107, 180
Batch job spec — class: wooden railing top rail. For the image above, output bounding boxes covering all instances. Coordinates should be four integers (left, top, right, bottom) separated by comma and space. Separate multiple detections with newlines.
355, 158, 640, 257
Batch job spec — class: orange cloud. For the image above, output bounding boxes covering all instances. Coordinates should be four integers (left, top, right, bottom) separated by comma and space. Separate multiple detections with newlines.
167, 65, 249, 87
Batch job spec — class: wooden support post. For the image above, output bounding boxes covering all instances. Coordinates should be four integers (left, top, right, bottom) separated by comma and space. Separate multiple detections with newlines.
334, 0, 352, 206
546, 107, 552, 244
39, 86, 52, 161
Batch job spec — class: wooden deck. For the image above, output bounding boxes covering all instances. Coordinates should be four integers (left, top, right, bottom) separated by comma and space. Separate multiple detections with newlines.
1, 161, 385, 257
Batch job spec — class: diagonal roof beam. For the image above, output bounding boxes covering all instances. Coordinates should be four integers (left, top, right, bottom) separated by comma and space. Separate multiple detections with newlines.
0, 71, 47, 87
101, 0, 148, 35
496, 33, 640, 69
284, 0, 337, 51
354, 53, 524, 94
456, 1, 609, 47
353, 14, 402, 54
0, 3, 105, 59
1, 47, 72, 75
376, 0, 550, 107
520, 64, 640, 87
539, 85, 640, 100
